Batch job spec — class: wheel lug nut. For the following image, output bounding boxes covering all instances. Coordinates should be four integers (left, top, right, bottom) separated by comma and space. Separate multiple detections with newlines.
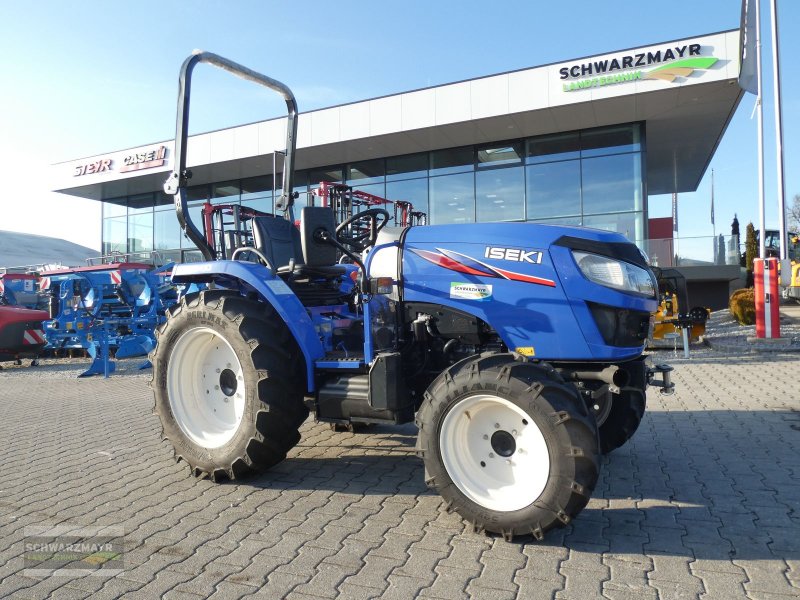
494, 423, 500, 429
214, 385, 219, 390
216, 368, 220, 373
483, 434, 488, 440
489, 452, 494, 458
512, 429, 517, 436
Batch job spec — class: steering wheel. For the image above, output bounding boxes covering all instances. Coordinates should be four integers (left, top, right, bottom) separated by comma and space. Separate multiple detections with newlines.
230, 246, 275, 275
335, 208, 390, 252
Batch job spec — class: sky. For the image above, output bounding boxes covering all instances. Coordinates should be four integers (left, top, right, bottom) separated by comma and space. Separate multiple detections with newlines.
0, 0, 797, 252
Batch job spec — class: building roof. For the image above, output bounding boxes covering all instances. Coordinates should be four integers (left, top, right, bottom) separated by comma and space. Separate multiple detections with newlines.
0, 230, 99, 270
52, 29, 743, 201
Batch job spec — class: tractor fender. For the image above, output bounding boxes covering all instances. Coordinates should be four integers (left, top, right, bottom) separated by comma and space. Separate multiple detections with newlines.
171, 261, 324, 392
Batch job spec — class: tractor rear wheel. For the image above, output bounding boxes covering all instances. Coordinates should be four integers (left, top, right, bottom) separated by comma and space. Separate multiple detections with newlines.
416, 353, 600, 540
152, 290, 308, 481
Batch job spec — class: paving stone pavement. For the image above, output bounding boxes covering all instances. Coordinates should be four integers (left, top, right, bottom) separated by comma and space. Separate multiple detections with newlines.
0, 350, 798, 599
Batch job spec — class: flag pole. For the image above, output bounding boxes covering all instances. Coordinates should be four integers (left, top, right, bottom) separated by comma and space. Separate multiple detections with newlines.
769, 0, 787, 260
711, 169, 716, 237
756, 0, 766, 260
711, 169, 717, 262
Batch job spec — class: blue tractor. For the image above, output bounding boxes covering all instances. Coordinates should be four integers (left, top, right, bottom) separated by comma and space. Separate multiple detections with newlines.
152, 53, 673, 540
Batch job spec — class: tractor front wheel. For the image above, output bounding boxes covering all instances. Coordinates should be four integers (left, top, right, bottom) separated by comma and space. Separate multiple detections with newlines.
152, 290, 308, 481
416, 354, 600, 540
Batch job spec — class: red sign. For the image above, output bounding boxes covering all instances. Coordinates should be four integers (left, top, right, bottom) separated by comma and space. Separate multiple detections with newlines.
120, 145, 167, 173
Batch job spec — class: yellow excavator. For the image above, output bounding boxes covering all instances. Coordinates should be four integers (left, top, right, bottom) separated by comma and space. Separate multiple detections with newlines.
783, 233, 800, 302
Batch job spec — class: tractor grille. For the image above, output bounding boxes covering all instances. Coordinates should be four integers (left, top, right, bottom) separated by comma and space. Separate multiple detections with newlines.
588, 302, 650, 348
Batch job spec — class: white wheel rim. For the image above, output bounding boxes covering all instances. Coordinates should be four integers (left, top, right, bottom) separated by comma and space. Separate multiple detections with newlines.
439, 394, 550, 512
167, 327, 246, 449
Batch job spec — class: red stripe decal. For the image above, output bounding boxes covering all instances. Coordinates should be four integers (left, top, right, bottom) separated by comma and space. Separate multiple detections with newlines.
492, 266, 556, 287
412, 248, 556, 287
413, 249, 489, 277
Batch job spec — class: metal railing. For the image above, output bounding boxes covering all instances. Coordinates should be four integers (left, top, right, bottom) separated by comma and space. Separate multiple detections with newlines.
0, 263, 67, 274
85, 251, 170, 267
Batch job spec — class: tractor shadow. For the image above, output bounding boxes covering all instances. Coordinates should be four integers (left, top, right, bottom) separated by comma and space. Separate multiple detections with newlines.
234, 411, 798, 561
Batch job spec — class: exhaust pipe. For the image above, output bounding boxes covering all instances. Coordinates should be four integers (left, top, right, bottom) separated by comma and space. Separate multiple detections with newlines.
567, 366, 629, 389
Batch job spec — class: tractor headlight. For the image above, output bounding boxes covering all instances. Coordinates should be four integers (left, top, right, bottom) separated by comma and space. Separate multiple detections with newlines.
572, 251, 656, 297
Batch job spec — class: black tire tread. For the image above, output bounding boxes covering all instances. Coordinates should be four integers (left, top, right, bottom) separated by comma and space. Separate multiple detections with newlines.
152, 290, 308, 482
416, 353, 600, 541
598, 389, 645, 454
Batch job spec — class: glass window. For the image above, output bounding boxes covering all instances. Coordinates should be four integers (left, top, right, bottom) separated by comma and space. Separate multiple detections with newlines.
155, 192, 173, 208
156, 249, 182, 264
583, 212, 643, 242
104, 199, 127, 217
309, 166, 343, 186
186, 185, 208, 202
386, 153, 428, 181
242, 175, 274, 214
351, 182, 386, 200
530, 216, 583, 227
270, 173, 286, 202
429, 172, 474, 224
182, 204, 205, 248
154, 209, 182, 251
128, 211, 153, 253
128, 193, 153, 212
386, 178, 428, 217
527, 132, 580, 164
211, 181, 240, 204
476, 166, 524, 222
181, 250, 204, 263
102, 216, 127, 255
526, 160, 582, 219
581, 124, 641, 157
581, 153, 643, 214
347, 159, 384, 185
430, 146, 473, 176
241, 198, 272, 215
289, 170, 310, 216
477, 143, 522, 168
242, 175, 274, 196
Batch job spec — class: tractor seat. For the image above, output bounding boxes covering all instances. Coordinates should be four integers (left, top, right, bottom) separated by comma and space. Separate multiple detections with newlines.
251, 208, 345, 280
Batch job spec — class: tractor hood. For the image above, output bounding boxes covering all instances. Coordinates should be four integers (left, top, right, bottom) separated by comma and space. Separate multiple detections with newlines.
399, 222, 657, 361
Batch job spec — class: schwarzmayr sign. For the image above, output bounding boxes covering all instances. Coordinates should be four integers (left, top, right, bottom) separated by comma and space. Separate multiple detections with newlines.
560, 43, 718, 91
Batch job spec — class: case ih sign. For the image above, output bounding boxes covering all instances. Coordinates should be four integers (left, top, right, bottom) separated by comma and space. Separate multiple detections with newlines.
120, 145, 168, 173
73, 145, 168, 177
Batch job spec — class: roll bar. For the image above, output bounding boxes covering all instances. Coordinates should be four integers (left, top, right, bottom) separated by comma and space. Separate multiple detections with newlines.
164, 51, 298, 260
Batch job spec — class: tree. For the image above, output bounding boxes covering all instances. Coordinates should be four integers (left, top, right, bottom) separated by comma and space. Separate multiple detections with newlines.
789, 194, 800, 232
745, 222, 757, 273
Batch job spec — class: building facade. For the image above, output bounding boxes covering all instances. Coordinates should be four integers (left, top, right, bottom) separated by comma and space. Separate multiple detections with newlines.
53, 30, 743, 280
